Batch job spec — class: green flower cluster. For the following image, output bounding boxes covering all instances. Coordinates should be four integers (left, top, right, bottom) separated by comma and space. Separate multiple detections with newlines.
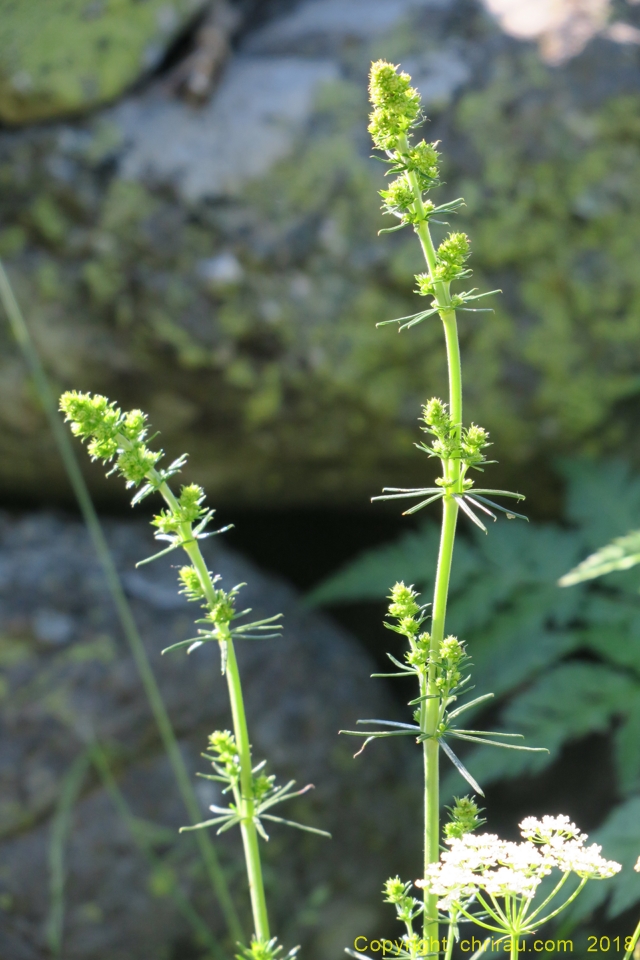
385, 583, 433, 677
435, 635, 466, 695
383, 876, 423, 927
368, 60, 421, 151
205, 731, 273, 802
416, 232, 471, 295
206, 730, 241, 785
370, 60, 442, 235
153, 484, 207, 535
419, 398, 490, 471
386, 583, 429, 643
444, 796, 485, 841
59, 391, 161, 486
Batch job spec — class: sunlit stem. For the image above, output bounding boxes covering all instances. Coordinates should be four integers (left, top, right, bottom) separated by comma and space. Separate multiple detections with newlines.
398, 133, 463, 943
116, 438, 271, 943
444, 912, 458, 960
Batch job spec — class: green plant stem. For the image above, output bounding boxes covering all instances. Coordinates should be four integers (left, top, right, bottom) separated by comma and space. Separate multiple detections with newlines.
46, 751, 91, 958
444, 914, 457, 960
623, 916, 640, 960
401, 136, 464, 941
150, 472, 270, 942
0, 259, 242, 946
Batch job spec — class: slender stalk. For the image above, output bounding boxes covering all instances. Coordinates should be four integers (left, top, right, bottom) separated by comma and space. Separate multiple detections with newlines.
151, 471, 270, 941
0, 259, 241, 945
400, 134, 464, 942
443, 916, 456, 960
532, 877, 587, 926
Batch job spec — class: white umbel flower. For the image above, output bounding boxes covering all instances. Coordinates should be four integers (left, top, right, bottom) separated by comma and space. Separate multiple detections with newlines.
417, 814, 621, 915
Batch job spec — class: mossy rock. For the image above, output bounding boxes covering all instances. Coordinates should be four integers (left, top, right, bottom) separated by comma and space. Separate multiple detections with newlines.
0, 0, 207, 124
1, 0, 640, 509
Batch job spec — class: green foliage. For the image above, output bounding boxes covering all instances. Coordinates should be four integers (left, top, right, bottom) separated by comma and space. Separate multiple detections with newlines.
561, 529, 640, 585
310, 459, 640, 918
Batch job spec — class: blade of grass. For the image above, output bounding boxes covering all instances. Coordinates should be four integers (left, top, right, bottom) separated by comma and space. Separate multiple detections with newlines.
46, 751, 91, 958
90, 741, 223, 959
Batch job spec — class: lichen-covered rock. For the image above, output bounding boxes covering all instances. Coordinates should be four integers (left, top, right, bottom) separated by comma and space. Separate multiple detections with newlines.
0, 512, 419, 959
1, 0, 640, 509
0, 0, 208, 123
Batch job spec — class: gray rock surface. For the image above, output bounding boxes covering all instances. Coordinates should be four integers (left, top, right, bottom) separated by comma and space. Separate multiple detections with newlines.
0, 512, 419, 960
114, 57, 339, 200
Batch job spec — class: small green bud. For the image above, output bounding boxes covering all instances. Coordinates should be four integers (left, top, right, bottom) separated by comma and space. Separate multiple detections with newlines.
207, 586, 237, 626
462, 424, 490, 466
236, 938, 287, 960
406, 140, 440, 188
116, 444, 161, 486
399, 615, 420, 636
87, 435, 119, 462
253, 772, 275, 802
178, 483, 206, 522
379, 174, 415, 214
178, 565, 205, 602
121, 408, 148, 442
383, 876, 409, 904
405, 632, 430, 668
207, 730, 240, 780
422, 398, 450, 432
387, 582, 421, 619
437, 232, 470, 268
440, 635, 464, 664
444, 796, 486, 840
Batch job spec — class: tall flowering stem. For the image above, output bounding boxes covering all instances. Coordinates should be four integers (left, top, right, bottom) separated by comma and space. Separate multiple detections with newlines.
363, 61, 528, 949
358, 62, 621, 960
59, 392, 327, 960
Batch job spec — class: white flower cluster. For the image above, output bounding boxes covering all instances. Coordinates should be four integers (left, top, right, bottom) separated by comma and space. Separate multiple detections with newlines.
416, 815, 621, 911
